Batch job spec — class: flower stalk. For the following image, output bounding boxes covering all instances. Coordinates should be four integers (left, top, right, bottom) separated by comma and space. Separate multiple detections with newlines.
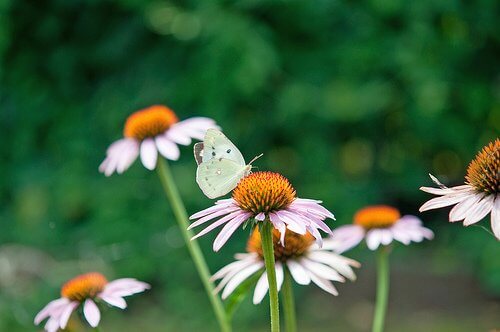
260, 220, 280, 332
372, 247, 390, 332
156, 158, 231, 332
282, 268, 297, 332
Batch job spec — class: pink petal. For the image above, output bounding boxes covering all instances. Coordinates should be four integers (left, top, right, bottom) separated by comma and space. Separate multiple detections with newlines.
366, 229, 383, 250
252, 272, 269, 304
419, 191, 472, 212
324, 225, 365, 253
165, 127, 192, 145
192, 211, 249, 240
300, 258, 344, 282
463, 195, 494, 226
34, 298, 70, 325
139, 138, 158, 170
213, 216, 248, 252
100, 295, 127, 309
188, 207, 240, 229
155, 136, 180, 161
449, 193, 485, 222
491, 198, 500, 240
189, 201, 237, 220
58, 301, 79, 329
83, 299, 101, 327
255, 212, 265, 221
307, 271, 338, 296
221, 262, 263, 299
286, 260, 311, 285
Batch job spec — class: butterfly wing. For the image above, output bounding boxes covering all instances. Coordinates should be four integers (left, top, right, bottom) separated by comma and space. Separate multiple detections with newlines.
196, 159, 250, 199
201, 129, 246, 165
193, 142, 204, 165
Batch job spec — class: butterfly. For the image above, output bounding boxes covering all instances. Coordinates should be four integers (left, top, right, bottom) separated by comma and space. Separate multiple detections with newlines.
194, 129, 262, 199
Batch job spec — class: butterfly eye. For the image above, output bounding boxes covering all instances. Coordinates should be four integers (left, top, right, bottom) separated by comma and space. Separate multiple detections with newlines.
212, 151, 216, 157
226, 149, 231, 153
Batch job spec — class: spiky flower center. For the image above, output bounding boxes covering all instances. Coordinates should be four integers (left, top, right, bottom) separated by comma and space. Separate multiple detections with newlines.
247, 228, 314, 262
61, 272, 108, 302
123, 105, 179, 140
232, 172, 296, 215
466, 138, 499, 194
354, 205, 400, 229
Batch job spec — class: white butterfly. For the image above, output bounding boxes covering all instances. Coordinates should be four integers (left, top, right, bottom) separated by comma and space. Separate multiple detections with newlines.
194, 129, 262, 199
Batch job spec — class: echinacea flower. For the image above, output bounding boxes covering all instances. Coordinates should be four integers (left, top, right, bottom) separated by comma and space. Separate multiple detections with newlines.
419, 139, 499, 239
34, 272, 150, 332
189, 171, 335, 251
99, 105, 218, 175
212, 228, 359, 304
325, 205, 434, 253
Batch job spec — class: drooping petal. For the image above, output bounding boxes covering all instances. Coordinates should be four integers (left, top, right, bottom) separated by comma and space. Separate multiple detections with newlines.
139, 138, 158, 170
449, 193, 485, 222
379, 229, 394, 246
102, 278, 150, 296
188, 207, 241, 230
366, 229, 383, 250
189, 200, 237, 220
193, 211, 249, 241
213, 214, 251, 251
307, 271, 338, 296
99, 138, 140, 176
155, 136, 180, 161
34, 298, 70, 325
252, 272, 269, 304
215, 259, 263, 294
99, 295, 127, 309
463, 195, 494, 226
306, 251, 359, 281
58, 301, 79, 329
300, 258, 344, 282
419, 189, 474, 212
324, 225, 365, 253
221, 262, 263, 299
170, 117, 219, 140
491, 197, 500, 240
83, 299, 101, 327
286, 260, 311, 285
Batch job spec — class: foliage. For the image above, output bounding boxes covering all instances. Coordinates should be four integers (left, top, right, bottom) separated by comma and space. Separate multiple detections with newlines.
0, 0, 498, 330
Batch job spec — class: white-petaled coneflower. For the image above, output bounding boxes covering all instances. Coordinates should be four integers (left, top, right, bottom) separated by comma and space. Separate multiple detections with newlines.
212, 228, 359, 304
99, 105, 218, 175
189, 171, 335, 251
34, 272, 150, 332
419, 138, 499, 239
324, 205, 434, 253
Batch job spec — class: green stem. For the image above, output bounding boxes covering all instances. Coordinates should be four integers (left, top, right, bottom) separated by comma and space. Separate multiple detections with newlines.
372, 247, 390, 332
260, 221, 280, 332
282, 268, 297, 332
156, 158, 231, 332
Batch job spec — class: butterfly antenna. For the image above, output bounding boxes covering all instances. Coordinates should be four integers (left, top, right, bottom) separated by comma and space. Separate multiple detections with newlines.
248, 153, 263, 165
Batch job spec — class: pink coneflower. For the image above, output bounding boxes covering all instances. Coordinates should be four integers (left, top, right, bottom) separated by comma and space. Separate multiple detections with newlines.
99, 105, 218, 175
34, 272, 150, 332
419, 139, 499, 239
189, 171, 335, 251
325, 205, 434, 253
212, 228, 359, 304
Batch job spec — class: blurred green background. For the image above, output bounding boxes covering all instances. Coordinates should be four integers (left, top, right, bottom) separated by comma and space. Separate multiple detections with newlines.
1, 0, 499, 331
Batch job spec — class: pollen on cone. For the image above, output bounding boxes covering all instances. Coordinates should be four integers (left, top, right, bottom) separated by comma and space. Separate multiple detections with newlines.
353, 205, 401, 229
232, 171, 296, 214
61, 272, 108, 302
247, 228, 314, 261
124, 105, 179, 140
466, 138, 500, 194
